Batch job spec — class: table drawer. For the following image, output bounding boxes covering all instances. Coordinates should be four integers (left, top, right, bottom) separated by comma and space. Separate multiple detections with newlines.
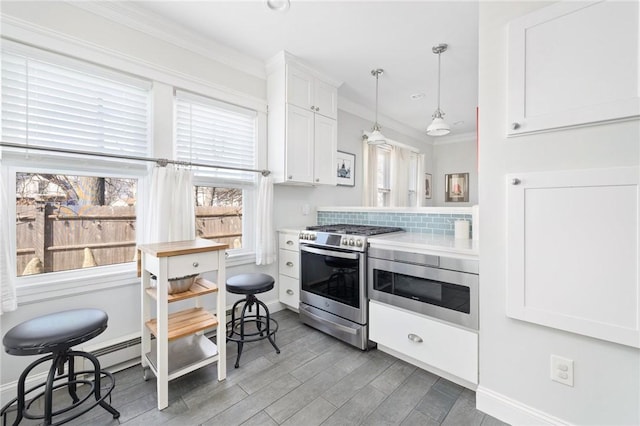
166, 251, 219, 278
369, 301, 477, 384
278, 249, 299, 279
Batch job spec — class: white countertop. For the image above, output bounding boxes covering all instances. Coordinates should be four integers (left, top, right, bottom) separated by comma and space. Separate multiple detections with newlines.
368, 232, 479, 258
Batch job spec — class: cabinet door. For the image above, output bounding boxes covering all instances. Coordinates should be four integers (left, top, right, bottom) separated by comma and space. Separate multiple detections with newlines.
314, 78, 338, 120
313, 114, 337, 186
506, 167, 639, 348
507, 1, 640, 135
286, 64, 314, 112
285, 104, 314, 184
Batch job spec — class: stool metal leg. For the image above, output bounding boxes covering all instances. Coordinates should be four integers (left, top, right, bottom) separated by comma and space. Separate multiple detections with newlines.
65, 352, 80, 403
78, 350, 120, 419
255, 299, 280, 354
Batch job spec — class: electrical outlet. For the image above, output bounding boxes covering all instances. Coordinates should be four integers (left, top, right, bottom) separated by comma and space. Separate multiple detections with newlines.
550, 355, 574, 386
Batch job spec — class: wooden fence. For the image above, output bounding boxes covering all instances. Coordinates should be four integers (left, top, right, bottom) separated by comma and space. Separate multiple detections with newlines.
16, 204, 242, 276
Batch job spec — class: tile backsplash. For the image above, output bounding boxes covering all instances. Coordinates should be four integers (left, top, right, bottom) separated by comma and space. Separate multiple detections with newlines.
317, 211, 473, 237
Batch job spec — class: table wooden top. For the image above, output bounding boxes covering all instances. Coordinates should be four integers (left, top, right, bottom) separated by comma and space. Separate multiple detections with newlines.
138, 239, 228, 257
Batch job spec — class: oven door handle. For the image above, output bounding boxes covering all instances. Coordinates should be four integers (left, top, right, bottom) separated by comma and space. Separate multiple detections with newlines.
300, 245, 360, 260
300, 305, 358, 335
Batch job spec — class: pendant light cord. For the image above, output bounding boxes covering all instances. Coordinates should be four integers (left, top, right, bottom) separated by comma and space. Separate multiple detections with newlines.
436, 51, 441, 115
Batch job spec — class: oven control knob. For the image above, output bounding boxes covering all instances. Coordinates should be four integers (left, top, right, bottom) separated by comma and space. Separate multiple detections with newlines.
349, 238, 355, 246
309, 233, 316, 241
355, 239, 363, 247
342, 238, 348, 245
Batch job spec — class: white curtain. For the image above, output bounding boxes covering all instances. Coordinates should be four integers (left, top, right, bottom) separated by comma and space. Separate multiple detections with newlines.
390, 146, 410, 207
362, 139, 379, 206
0, 159, 18, 314
256, 174, 276, 265
416, 153, 425, 207
144, 165, 195, 244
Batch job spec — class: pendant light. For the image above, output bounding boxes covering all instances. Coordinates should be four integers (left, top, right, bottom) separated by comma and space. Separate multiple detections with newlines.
368, 68, 387, 145
426, 43, 451, 137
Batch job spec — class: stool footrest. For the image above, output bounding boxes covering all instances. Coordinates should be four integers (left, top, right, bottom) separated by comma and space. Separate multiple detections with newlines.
226, 316, 279, 343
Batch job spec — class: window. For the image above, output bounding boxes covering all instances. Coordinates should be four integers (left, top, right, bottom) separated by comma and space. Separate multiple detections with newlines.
1, 41, 151, 280
365, 142, 423, 208
175, 90, 257, 256
15, 173, 137, 277
377, 147, 391, 207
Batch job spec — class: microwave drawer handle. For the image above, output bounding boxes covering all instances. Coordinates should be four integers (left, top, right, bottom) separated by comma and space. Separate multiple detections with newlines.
408, 333, 423, 343
301, 306, 358, 335
300, 246, 359, 260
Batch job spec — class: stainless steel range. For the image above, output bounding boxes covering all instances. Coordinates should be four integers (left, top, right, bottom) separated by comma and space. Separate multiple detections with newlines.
298, 224, 403, 350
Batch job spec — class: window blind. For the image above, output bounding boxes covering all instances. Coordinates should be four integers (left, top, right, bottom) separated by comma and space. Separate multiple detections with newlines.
1, 43, 151, 158
175, 90, 256, 182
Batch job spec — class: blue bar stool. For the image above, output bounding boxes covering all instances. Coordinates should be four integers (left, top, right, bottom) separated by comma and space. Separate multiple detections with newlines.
226, 273, 280, 368
0, 309, 120, 425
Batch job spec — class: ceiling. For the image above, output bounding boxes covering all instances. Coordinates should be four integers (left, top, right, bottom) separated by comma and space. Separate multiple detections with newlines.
126, 1, 479, 138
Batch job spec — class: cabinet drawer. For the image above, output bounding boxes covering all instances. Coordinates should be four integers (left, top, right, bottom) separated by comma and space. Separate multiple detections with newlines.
166, 251, 219, 278
369, 301, 477, 384
278, 274, 299, 309
278, 249, 299, 279
278, 233, 299, 252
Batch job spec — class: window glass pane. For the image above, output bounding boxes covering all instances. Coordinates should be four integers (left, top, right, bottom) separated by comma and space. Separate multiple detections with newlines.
16, 173, 137, 277
194, 185, 243, 249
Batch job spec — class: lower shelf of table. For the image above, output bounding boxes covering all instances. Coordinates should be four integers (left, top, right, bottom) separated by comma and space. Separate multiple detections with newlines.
143, 334, 219, 381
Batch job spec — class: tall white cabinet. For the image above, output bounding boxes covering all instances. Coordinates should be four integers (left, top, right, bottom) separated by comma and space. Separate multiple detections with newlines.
267, 51, 340, 186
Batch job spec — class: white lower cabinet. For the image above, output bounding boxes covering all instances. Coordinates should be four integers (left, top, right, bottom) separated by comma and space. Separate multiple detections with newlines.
278, 230, 300, 310
369, 300, 478, 386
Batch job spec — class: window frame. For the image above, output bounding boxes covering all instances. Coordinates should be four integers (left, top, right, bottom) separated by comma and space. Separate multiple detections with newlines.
3, 155, 149, 302
174, 90, 261, 264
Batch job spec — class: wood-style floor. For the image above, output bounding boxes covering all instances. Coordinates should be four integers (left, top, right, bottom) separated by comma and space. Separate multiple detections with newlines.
4, 309, 509, 425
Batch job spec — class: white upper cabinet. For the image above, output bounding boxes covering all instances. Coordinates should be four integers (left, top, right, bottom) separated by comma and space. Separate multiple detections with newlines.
267, 51, 341, 185
507, 1, 640, 136
286, 64, 338, 120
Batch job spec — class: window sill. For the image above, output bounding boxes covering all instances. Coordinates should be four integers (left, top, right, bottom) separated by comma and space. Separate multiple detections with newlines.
225, 251, 257, 268
16, 266, 138, 305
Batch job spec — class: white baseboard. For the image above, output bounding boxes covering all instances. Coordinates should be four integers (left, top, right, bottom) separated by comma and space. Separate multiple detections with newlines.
476, 386, 572, 426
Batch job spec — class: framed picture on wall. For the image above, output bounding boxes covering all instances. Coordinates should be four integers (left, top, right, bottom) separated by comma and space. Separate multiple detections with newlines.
424, 173, 432, 199
336, 151, 355, 186
445, 173, 469, 202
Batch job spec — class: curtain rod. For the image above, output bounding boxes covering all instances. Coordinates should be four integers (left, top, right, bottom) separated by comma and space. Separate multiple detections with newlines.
0, 142, 271, 176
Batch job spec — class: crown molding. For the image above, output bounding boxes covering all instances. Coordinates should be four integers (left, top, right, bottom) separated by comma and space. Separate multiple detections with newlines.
70, 1, 266, 80
0, 15, 267, 113
338, 96, 428, 143
431, 131, 476, 145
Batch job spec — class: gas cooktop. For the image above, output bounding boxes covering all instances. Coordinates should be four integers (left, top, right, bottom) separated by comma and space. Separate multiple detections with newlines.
300, 224, 404, 252
306, 224, 403, 236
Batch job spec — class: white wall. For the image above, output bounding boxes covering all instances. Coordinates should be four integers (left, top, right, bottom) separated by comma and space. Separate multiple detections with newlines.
432, 134, 478, 207
477, 2, 640, 425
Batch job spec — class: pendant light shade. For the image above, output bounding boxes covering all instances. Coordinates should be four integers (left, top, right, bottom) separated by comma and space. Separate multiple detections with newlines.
368, 68, 387, 145
427, 43, 451, 137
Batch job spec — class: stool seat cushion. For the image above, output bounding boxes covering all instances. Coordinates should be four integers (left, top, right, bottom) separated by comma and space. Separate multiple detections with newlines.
3, 309, 108, 356
227, 273, 275, 295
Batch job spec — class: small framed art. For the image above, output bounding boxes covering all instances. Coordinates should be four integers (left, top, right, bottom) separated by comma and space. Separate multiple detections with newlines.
424, 173, 432, 199
336, 151, 355, 186
445, 173, 469, 202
